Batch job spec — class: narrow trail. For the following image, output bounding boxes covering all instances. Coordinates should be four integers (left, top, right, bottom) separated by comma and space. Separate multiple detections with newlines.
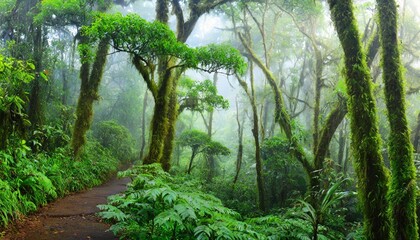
2, 176, 130, 240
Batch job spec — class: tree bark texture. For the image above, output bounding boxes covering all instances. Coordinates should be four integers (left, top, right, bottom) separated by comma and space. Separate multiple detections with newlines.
376, 0, 418, 238
71, 37, 110, 158
327, 1, 391, 239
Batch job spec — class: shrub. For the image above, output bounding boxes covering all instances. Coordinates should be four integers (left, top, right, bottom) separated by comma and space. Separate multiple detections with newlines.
98, 164, 264, 240
92, 120, 135, 163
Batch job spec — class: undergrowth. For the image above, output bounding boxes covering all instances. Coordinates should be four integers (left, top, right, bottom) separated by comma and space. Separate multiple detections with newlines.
99, 164, 354, 239
0, 140, 119, 228
98, 164, 264, 240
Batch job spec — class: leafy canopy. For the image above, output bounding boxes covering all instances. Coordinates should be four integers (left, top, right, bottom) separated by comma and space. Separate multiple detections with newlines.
34, 0, 112, 25
82, 13, 247, 75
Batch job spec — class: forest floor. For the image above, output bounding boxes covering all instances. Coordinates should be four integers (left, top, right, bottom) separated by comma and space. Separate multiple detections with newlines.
1, 176, 130, 240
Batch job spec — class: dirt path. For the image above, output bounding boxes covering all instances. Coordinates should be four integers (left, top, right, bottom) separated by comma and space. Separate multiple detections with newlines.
2, 176, 130, 240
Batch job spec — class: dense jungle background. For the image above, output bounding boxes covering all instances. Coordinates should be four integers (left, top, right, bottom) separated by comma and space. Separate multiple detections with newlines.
1, 0, 420, 239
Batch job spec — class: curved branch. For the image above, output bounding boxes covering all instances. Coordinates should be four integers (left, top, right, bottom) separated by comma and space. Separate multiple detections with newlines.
132, 55, 157, 100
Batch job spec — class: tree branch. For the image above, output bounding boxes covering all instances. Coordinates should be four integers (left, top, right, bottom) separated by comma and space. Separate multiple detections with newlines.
132, 55, 158, 100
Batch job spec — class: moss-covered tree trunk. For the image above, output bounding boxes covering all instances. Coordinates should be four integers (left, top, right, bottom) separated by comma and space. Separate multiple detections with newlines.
139, 88, 149, 160
71, 37, 110, 158
413, 113, 420, 153
326, 0, 390, 239
161, 81, 179, 171
147, 0, 236, 171
143, 64, 175, 165
376, 0, 418, 238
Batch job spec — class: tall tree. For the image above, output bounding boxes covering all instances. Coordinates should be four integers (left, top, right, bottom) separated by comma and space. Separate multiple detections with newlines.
145, 0, 238, 170
236, 63, 267, 212
85, 12, 245, 169
326, 0, 391, 239
71, 37, 110, 158
35, 0, 118, 158
1, 0, 46, 129
376, 0, 418, 238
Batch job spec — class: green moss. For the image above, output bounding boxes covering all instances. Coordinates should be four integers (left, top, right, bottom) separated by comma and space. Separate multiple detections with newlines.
376, 0, 418, 238
71, 37, 110, 159
327, 0, 391, 239
161, 86, 178, 171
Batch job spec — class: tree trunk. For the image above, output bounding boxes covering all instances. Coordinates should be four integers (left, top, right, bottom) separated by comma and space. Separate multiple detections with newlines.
205, 74, 217, 181
161, 86, 178, 171
312, 46, 322, 155
336, 122, 346, 172
187, 149, 197, 174
413, 113, 420, 153
326, 0, 391, 239
28, 26, 44, 129
71, 37, 110, 158
237, 62, 266, 212
377, 0, 418, 238
233, 99, 244, 185
139, 88, 149, 160
143, 70, 174, 165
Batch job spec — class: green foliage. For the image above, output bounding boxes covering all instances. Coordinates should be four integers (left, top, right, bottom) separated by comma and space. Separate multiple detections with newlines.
0, 0, 14, 12
0, 140, 118, 228
0, 179, 19, 226
178, 77, 229, 113
83, 13, 189, 59
29, 124, 71, 152
0, 54, 35, 148
82, 13, 246, 75
34, 0, 111, 25
203, 141, 230, 156
277, 0, 322, 18
178, 129, 211, 152
261, 136, 307, 208
195, 43, 247, 75
205, 176, 257, 216
92, 120, 135, 163
99, 164, 264, 239
296, 179, 349, 239
247, 214, 315, 239
178, 129, 230, 156
247, 202, 346, 240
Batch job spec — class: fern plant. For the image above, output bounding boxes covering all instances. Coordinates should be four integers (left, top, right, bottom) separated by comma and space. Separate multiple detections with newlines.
0, 180, 19, 226
99, 163, 265, 239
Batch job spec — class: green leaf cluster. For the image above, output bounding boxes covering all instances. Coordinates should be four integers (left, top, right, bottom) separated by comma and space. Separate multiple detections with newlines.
83, 13, 246, 75
178, 129, 230, 157
178, 78, 229, 113
0, 54, 35, 147
99, 163, 263, 239
34, 0, 111, 26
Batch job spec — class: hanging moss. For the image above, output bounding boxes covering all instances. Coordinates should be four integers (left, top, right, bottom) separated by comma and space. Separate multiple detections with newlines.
327, 0, 391, 239
376, 0, 418, 238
